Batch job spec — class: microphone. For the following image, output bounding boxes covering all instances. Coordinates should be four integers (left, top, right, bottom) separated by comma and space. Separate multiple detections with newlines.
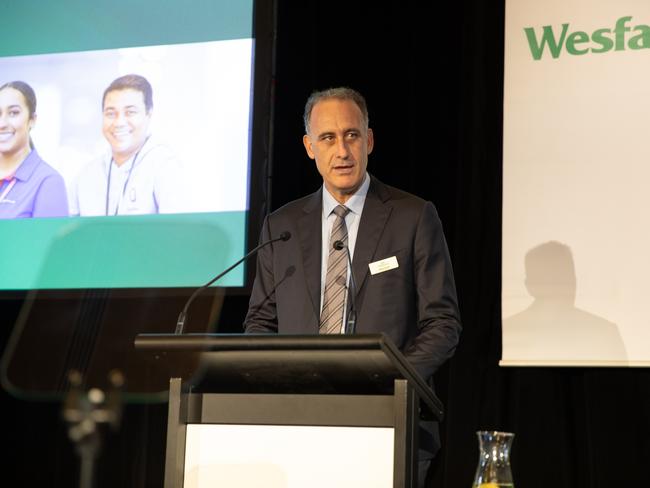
175, 231, 291, 334
333, 239, 358, 334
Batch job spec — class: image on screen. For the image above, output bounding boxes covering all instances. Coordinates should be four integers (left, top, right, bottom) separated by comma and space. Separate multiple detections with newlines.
0, 40, 252, 218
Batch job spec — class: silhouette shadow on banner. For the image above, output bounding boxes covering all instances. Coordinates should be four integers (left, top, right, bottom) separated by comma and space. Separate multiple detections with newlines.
502, 241, 627, 364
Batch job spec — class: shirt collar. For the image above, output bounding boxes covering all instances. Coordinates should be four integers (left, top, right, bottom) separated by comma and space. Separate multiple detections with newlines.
13, 149, 40, 182
108, 151, 137, 174
322, 172, 370, 217
105, 136, 152, 173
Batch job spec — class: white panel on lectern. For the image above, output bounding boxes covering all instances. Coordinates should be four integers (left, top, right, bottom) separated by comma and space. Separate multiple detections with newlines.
184, 424, 394, 488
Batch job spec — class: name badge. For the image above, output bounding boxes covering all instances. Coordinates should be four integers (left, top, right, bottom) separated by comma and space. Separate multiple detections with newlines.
369, 256, 399, 275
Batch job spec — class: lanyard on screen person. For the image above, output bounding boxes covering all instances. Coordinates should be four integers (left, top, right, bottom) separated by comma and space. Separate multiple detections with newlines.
104, 138, 148, 216
0, 177, 16, 203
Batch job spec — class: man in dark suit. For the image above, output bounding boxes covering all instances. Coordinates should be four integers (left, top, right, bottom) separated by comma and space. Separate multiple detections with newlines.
244, 87, 461, 487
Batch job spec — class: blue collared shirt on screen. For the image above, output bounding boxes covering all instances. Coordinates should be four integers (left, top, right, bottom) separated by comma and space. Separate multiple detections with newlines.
0, 149, 68, 219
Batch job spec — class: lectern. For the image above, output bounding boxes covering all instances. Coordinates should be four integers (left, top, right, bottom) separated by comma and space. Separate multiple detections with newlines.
134, 333, 444, 488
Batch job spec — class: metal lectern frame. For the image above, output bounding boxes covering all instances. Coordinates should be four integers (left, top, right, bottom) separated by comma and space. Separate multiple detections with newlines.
134, 333, 444, 488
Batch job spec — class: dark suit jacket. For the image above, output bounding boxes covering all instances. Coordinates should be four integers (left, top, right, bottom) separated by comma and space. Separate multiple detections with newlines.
244, 175, 461, 453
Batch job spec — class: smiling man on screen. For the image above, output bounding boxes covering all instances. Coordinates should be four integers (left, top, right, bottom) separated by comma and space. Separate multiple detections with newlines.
71, 74, 183, 216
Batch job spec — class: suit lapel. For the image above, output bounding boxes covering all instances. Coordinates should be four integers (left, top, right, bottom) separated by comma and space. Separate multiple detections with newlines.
353, 177, 392, 295
298, 189, 323, 320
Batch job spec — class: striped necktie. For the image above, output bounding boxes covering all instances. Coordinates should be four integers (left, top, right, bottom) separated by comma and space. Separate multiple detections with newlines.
320, 205, 351, 334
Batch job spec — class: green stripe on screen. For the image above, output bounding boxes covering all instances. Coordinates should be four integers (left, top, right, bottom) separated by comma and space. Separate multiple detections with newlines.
0, 212, 247, 289
0, 0, 253, 56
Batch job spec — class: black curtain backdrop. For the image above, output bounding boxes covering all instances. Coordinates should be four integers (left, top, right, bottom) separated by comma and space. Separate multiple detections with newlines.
2, 1, 649, 486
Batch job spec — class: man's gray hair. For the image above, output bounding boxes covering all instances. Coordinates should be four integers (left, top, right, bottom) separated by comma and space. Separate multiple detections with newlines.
303, 87, 369, 134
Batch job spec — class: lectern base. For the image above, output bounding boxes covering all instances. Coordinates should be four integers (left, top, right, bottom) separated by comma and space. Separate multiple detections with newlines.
133, 334, 441, 488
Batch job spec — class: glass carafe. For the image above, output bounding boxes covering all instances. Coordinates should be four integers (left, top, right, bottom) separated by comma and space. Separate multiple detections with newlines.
472, 430, 515, 488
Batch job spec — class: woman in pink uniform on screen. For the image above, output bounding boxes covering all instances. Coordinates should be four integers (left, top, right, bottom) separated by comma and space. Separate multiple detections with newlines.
0, 81, 68, 218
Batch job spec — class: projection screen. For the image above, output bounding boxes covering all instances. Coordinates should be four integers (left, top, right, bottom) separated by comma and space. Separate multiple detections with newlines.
0, 1, 257, 290
502, 0, 650, 366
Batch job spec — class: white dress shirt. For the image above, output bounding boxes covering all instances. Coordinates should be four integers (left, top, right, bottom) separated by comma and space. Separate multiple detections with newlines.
319, 172, 370, 329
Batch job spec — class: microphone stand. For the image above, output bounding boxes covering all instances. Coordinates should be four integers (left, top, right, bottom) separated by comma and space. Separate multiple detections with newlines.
175, 231, 291, 334
62, 369, 124, 488
333, 240, 358, 335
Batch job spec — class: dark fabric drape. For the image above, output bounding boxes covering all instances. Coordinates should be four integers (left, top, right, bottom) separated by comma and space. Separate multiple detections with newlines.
265, 2, 650, 486
1, 1, 649, 486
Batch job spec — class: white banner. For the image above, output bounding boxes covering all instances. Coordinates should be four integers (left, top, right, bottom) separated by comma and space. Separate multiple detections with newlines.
502, 0, 650, 366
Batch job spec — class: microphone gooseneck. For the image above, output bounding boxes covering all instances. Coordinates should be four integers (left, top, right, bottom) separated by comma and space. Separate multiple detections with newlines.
175, 231, 292, 334
332, 239, 357, 334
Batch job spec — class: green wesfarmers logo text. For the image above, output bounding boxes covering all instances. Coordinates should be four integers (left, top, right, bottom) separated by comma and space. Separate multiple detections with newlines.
525, 16, 650, 60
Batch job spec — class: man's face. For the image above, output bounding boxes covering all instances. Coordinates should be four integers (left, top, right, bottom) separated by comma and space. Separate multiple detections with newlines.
102, 88, 151, 164
303, 98, 374, 203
